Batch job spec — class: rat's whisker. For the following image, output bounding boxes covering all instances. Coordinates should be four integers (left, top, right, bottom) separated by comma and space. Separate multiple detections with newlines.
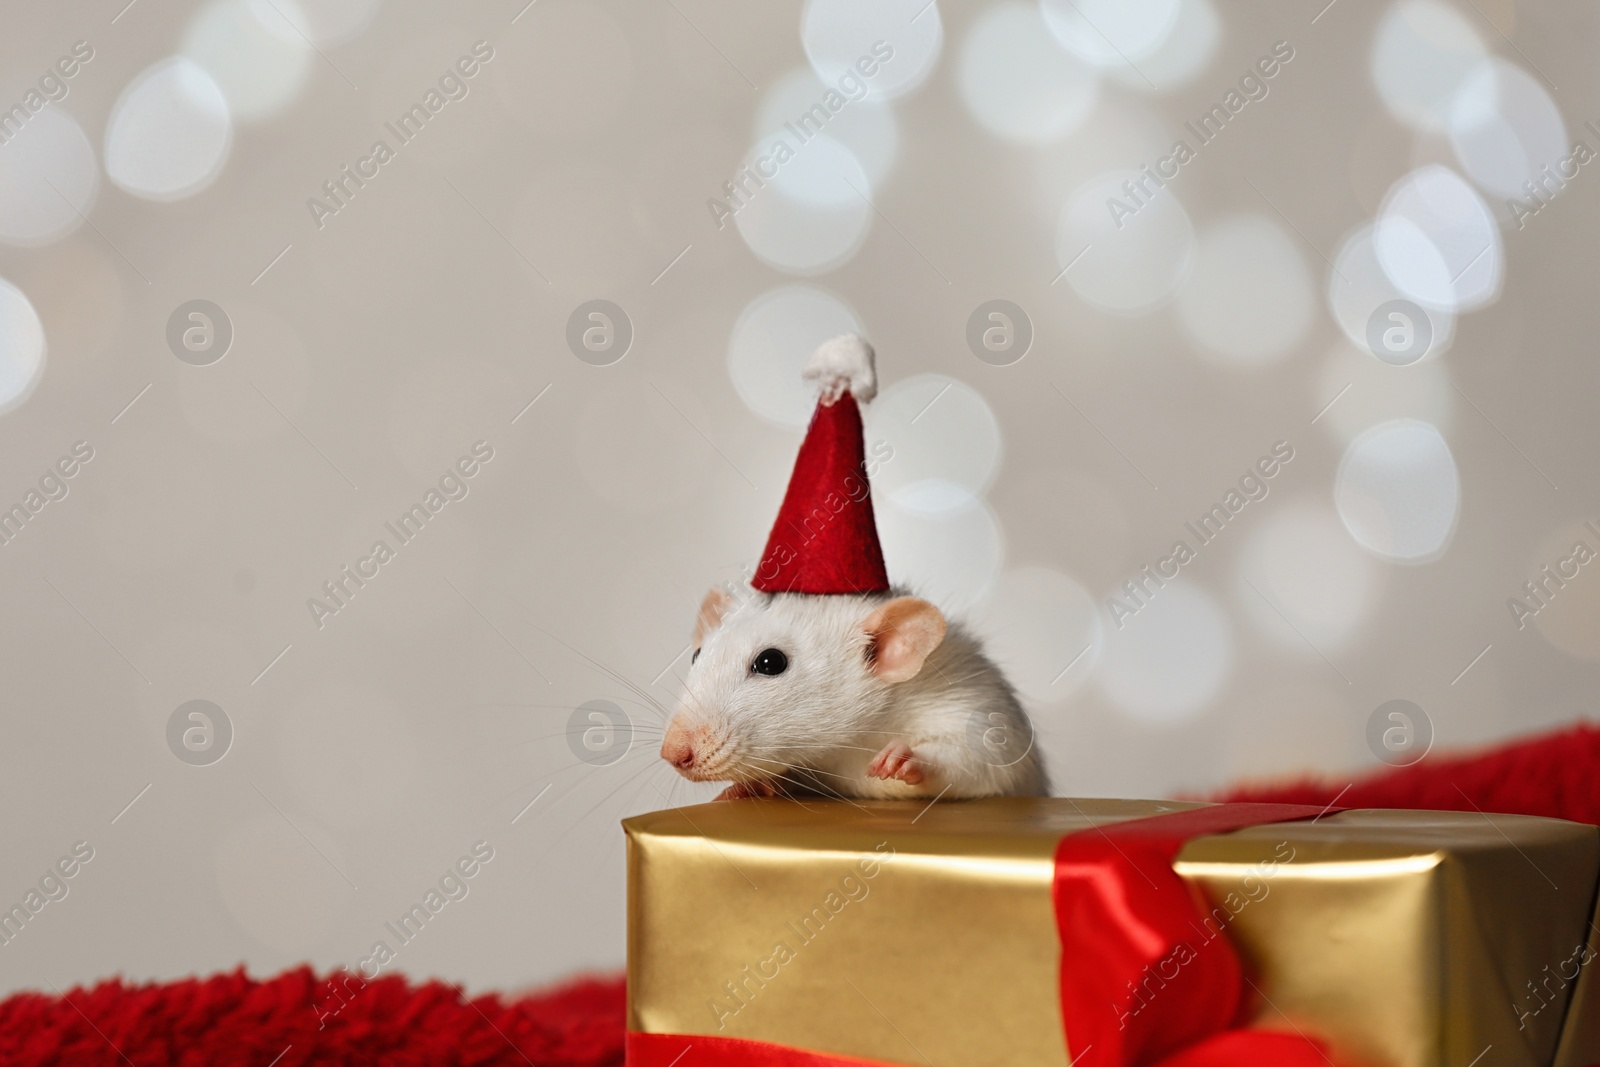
459, 725, 665, 760
759, 769, 831, 812
522, 693, 675, 721
510, 607, 672, 723
534, 752, 667, 855
493, 732, 664, 805
778, 742, 883, 754
496, 756, 613, 803
739, 756, 874, 814
578, 765, 685, 887
766, 776, 825, 813
936, 666, 1011, 691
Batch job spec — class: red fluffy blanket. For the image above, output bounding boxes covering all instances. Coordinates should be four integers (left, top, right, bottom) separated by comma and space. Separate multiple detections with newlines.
0, 969, 626, 1067
6, 722, 1597, 1066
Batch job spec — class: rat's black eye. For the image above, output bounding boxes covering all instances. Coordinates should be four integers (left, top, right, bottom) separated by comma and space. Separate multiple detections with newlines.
691, 647, 700, 665
750, 648, 788, 676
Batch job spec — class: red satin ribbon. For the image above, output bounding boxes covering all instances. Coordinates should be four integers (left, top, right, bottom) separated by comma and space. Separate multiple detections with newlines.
626, 1028, 1335, 1066
628, 1031, 890, 1066
1053, 802, 1337, 1067
630, 802, 1340, 1066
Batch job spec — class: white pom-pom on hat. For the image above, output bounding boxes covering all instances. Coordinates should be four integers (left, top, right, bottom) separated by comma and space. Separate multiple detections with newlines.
802, 334, 877, 405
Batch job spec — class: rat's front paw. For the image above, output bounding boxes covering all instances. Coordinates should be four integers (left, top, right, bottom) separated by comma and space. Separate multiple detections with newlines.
714, 779, 779, 801
866, 740, 925, 786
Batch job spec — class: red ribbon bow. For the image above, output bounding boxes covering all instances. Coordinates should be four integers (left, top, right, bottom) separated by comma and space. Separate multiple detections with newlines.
1053, 803, 1336, 1067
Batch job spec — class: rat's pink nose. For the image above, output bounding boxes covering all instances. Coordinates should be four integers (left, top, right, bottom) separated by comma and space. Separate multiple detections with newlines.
661, 724, 696, 769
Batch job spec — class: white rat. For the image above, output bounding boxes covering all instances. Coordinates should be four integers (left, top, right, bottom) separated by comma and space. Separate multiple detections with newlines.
660, 585, 1051, 799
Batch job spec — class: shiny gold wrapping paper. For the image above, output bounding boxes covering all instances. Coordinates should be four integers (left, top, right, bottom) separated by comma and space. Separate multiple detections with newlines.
1553, 878, 1600, 1067
625, 798, 1600, 1067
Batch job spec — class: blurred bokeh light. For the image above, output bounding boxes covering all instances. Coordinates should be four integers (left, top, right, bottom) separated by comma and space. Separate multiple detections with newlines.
105, 57, 233, 200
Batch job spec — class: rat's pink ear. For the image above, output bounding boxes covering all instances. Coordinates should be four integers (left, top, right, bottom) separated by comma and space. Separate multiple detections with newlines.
861, 597, 946, 683
693, 587, 734, 645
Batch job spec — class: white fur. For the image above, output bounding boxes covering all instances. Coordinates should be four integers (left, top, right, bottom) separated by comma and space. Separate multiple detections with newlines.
665, 589, 1050, 799
803, 334, 877, 405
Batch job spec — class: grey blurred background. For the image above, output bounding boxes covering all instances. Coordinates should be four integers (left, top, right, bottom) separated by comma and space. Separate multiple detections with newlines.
1, 0, 1596, 999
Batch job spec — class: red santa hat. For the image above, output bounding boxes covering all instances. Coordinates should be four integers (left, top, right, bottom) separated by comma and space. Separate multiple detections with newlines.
750, 334, 891, 596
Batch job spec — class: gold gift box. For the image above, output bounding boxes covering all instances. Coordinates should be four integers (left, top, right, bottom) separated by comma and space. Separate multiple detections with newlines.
625, 798, 1600, 1067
